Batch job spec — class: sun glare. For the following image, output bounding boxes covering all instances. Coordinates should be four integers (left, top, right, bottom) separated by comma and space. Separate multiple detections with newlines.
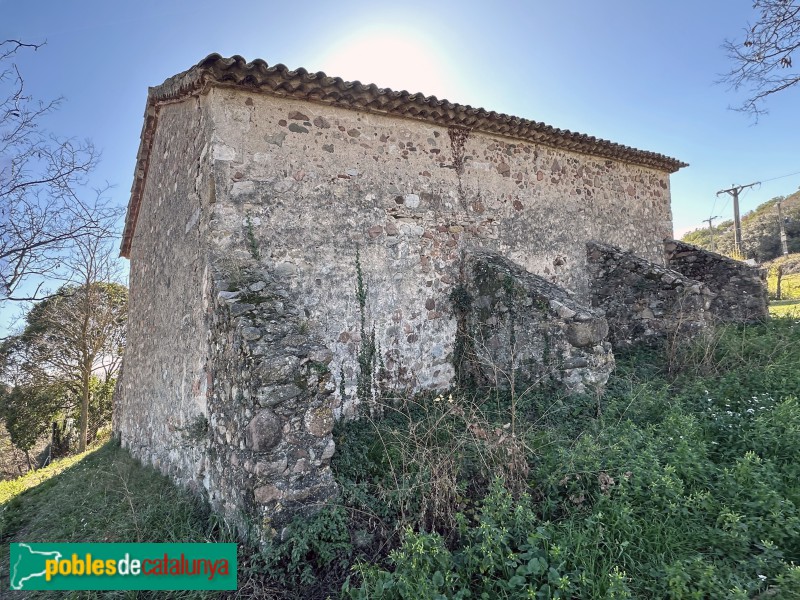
316, 27, 465, 103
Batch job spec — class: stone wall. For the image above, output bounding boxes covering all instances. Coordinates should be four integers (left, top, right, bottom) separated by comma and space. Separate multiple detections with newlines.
664, 240, 768, 324
206, 87, 674, 412
115, 96, 339, 536
587, 242, 714, 347
116, 83, 681, 539
203, 269, 337, 540
115, 98, 214, 493
457, 250, 614, 395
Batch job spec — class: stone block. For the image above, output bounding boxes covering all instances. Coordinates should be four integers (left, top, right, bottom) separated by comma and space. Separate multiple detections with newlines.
254, 484, 284, 504
587, 241, 711, 348
246, 409, 282, 451
458, 250, 613, 395
565, 319, 609, 348
304, 405, 334, 437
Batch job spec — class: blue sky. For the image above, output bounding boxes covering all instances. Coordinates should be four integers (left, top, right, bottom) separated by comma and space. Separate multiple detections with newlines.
2, 0, 799, 326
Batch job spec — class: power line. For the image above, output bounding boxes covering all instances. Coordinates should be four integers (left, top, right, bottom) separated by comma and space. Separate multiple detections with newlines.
709, 195, 719, 223
707, 170, 797, 252
718, 197, 730, 219
717, 182, 760, 255
702, 215, 721, 252
758, 169, 800, 185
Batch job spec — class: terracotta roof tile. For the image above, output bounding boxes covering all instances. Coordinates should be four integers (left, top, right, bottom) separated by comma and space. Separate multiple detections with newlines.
121, 54, 687, 257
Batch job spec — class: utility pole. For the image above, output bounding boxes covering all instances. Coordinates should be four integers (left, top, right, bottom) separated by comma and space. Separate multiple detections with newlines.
777, 198, 789, 256
702, 215, 721, 252
717, 182, 759, 256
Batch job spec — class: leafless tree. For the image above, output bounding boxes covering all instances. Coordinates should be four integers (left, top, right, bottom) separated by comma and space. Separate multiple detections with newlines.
722, 1, 800, 118
0, 39, 115, 303
62, 224, 126, 451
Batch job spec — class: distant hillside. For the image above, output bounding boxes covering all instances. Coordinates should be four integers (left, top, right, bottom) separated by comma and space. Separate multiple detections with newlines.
682, 189, 800, 262
768, 253, 800, 275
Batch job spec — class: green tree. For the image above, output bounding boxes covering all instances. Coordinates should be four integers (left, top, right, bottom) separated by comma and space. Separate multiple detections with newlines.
0, 382, 65, 467
0, 281, 127, 453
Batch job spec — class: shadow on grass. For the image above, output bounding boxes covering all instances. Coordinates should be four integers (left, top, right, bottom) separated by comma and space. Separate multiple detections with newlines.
0, 441, 233, 599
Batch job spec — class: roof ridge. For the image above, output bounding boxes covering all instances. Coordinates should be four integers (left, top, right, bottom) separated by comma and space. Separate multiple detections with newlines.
149, 54, 687, 173
121, 54, 687, 257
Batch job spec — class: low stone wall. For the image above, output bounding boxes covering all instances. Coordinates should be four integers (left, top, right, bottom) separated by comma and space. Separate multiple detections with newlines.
587, 242, 713, 348
456, 250, 614, 395
204, 268, 338, 541
664, 240, 768, 324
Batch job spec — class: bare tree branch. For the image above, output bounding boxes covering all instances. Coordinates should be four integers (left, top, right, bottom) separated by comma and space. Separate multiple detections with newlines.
0, 39, 119, 303
721, 0, 800, 119
0, 40, 44, 62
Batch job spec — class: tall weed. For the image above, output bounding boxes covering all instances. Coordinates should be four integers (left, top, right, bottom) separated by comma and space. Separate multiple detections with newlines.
337, 319, 800, 598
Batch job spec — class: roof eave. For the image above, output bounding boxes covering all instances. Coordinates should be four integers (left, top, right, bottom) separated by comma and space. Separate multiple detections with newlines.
120, 54, 688, 258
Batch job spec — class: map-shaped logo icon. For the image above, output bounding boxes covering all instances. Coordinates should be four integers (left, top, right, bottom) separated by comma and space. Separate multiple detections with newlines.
10, 544, 63, 590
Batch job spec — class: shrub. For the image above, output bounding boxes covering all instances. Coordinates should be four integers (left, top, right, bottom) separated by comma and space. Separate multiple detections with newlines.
334, 318, 800, 598
343, 481, 574, 599
259, 504, 353, 587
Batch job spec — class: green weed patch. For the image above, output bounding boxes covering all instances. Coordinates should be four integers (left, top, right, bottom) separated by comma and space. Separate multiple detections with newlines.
331, 319, 800, 599
768, 272, 800, 300
4, 320, 800, 599
771, 298, 800, 318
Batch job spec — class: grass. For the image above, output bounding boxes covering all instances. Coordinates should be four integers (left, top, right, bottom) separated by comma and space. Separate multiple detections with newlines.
331, 319, 800, 598
0, 445, 99, 506
0, 440, 226, 599
768, 272, 800, 300
771, 298, 800, 318
3, 319, 800, 598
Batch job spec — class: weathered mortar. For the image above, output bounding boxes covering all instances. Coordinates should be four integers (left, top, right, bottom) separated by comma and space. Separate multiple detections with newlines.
206, 87, 675, 409
115, 55, 687, 539
457, 250, 614, 394
587, 241, 714, 348
664, 240, 768, 324
114, 98, 213, 492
